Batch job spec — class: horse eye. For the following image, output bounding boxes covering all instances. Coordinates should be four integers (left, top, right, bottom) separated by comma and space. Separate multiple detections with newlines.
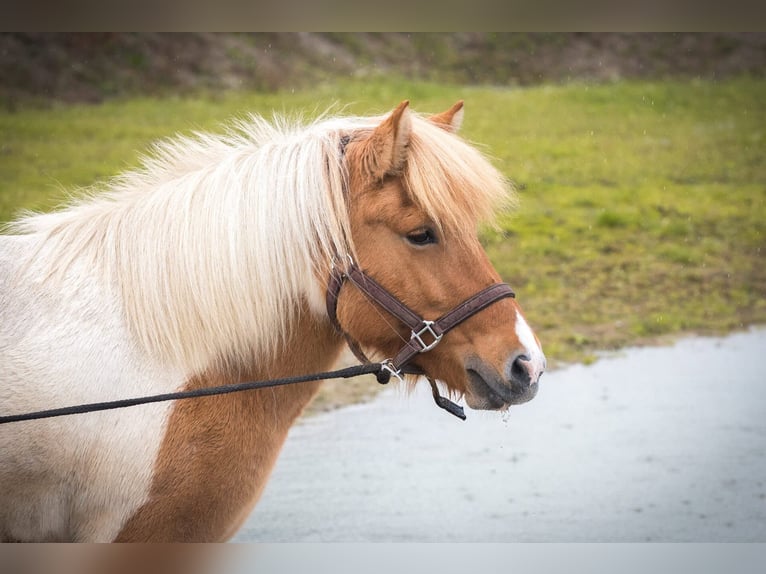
406, 228, 437, 246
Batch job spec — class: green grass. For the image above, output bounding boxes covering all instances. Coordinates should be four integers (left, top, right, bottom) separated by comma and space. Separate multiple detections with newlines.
2, 78, 765, 374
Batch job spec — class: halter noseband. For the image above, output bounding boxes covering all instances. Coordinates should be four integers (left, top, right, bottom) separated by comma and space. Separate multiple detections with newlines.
326, 257, 515, 419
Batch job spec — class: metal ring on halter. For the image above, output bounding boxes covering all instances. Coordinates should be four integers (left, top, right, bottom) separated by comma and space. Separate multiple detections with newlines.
380, 359, 405, 384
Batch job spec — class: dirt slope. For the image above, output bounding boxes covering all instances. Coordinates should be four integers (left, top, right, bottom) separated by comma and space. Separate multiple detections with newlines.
2, 33, 765, 106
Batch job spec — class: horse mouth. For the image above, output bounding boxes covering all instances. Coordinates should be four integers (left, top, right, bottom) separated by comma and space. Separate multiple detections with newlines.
465, 366, 538, 411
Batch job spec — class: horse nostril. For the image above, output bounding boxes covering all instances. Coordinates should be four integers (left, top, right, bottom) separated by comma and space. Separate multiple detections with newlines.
509, 354, 532, 389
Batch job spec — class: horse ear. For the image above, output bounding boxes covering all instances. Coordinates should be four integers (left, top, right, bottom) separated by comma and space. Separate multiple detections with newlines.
362, 100, 412, 179
429, 100, 464, 133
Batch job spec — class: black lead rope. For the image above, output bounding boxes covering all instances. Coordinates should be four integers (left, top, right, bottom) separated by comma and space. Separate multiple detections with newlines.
0, 362, 416, 425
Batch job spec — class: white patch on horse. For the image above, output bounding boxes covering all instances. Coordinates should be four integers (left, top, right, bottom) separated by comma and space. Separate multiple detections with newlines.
0, 237, 183, 541
514, 310, 547, 381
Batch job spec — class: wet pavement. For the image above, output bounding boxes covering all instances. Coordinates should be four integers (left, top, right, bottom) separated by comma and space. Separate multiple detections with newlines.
234, 328, 766, 542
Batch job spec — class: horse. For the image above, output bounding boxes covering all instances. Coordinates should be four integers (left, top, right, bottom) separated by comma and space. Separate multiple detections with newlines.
0, 100, 546, 542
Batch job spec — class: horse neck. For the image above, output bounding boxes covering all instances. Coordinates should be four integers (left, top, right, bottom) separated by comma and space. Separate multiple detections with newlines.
191, 307, 346, 406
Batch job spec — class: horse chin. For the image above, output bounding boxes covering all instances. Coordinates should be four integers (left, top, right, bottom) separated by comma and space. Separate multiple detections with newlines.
464, 368, 538, 411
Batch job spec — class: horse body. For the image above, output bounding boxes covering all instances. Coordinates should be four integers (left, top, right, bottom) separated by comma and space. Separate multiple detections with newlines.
0, 101, 545, 541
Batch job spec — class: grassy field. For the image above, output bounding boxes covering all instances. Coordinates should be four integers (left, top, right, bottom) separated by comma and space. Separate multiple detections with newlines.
1, 78, 764, 410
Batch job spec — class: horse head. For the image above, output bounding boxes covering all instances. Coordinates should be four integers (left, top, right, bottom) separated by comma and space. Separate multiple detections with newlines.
333, 101, 546, 410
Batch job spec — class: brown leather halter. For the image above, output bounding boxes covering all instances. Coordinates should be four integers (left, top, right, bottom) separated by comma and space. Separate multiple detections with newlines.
326, 257, 516, 418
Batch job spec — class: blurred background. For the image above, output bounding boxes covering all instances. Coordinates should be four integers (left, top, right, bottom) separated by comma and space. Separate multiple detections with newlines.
2, 33, 765, 105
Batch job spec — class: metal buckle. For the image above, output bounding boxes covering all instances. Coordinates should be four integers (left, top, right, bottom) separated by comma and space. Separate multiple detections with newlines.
380, 359, 405, 384
411, 320, 443, 352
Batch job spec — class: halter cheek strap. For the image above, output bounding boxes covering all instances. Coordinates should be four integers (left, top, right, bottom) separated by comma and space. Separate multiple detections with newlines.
326, 259, 515, 419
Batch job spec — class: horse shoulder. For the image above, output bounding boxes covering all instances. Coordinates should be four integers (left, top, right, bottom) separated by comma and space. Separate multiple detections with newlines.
115, 315, 344, 542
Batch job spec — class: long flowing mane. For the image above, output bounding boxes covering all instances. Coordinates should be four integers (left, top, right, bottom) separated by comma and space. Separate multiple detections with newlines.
7, 109, 512, 376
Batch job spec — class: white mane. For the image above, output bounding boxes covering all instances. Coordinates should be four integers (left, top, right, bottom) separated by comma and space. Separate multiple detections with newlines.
7, 110, 511, 376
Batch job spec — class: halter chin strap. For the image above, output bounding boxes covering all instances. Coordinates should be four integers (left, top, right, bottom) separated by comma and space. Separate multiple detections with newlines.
325, 258, 515, 419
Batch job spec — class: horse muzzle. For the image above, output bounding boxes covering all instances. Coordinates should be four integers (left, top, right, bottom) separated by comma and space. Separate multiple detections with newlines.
464, 351, 545, 410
